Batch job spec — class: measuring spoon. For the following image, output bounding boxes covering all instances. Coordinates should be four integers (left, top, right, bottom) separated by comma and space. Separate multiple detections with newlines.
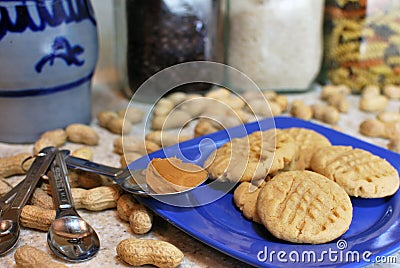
64, 155, 208, 196
0, 147, 58, 256
47, 149, 100, 262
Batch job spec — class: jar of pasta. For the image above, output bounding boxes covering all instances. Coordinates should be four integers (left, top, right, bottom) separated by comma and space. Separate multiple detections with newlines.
323, 0, 400, 93
226, 0, 325, 92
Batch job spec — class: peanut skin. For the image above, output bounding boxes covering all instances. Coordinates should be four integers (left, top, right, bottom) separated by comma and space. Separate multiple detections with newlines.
97, 110, 132, 134
117, 239, 184, 268
20, 205, 55, 231
76, 185, 122, 211
359, 119, 400, 139
30, 187, 54, 210
15, 245, 67, 268
114, 136, 160, 155
0, 152, 31, 178
290, 100, 313, 120
66, 123, 99, 145
0, 178, 13, 197
33, 129, 67, 154
117, 107, 144, 124
117, 194, 153, 234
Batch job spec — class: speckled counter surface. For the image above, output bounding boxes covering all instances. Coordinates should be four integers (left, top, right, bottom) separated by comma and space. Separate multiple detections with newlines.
0, 81, 399, 268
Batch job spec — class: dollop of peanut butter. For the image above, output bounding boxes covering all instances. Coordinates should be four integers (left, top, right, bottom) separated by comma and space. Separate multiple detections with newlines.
145, 157, 208, 194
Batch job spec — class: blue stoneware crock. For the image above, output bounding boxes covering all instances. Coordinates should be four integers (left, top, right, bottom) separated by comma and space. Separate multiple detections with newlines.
0, 0, 98, 143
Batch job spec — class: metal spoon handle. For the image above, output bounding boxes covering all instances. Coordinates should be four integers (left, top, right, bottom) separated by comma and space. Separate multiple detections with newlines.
49, 150, 76, 214
65, 155, 127, 178
9, 147, 58, 211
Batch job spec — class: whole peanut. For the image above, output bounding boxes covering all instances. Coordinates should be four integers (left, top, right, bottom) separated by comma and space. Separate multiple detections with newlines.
274, 95, 289, 112
320, 84, 350, 100
262, 90, 277, 100
20, 205, 55, 231
15, 245, 67, 268
72, 146, 94, 161
120, 152, 143, 168
359, 95, 388, 112
194, 119, 220, 137
68, 147, 95, 188
0, 178, 13, 197
152, 109, 192, 130
108, 117, 132, 135
66, 124, 99, 145
97, 110, 118, 127
167, 92, 188, 106
388, 138, 400, 153
377, 111, 400, 123
129, 206, 153, 235
75, 171, 103, 189
117, 107, 144, 124
153, 98, 174, 116
73, 185, 122, 211
117, 194, 138, 222
205, 87, 230, 100
326, 94, 349, 113
247, 99, 275, 117
383, 85, 400, 100
290, 100, 313, 120
117, 194, 153, 234
98, 110, 132, 134
145, 131, 190, 147
30, 187, 53, 209
362, 85, 381, 97
117, 238, 184, 268
312, 104, 340, 124
359, 119, 400, 139
114, 136, 160, 155
33, 129, 67, 154
179, 96, 207, 117
359, 86, 388, 112
0, 152, 32, 178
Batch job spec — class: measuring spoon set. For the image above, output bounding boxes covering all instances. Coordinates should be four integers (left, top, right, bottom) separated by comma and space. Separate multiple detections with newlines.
0, 147, 103, 262
0, 145, 156, 262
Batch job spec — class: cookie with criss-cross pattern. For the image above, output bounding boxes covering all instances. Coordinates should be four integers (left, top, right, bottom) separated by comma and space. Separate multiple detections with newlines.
233, 181, 267, 223
281, 127, 331, 170
311, 146, 399, 198
257, 170, 352, 244
204, 129, 296, 183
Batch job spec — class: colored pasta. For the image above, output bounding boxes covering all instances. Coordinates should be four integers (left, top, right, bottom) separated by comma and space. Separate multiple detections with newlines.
323, 0, 400, 92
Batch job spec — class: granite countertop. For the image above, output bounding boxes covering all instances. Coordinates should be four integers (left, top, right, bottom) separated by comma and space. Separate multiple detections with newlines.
0, 81, 398, 267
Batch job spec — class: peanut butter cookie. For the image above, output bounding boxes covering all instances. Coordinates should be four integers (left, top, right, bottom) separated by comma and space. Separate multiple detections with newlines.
311, 146, 399, 198
257, 170, 352, 244
204, 129, 295, 183
281, 127, 331, 170
233, 181, 266, 223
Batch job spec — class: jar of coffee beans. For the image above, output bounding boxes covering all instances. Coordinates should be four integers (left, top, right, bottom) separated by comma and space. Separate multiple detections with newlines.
114, 0, 225, 101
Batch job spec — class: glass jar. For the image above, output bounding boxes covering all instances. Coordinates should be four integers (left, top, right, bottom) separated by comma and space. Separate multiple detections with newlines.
323, 0, 400, 93
114, 0, 225, 100
226, 0, 325, 92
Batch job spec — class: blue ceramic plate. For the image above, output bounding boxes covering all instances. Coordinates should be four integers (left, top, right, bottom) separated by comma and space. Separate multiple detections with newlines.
129, 117, 400, 267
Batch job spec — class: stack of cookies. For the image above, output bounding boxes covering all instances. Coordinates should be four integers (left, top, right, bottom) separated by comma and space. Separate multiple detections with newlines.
204, 127, 399, 244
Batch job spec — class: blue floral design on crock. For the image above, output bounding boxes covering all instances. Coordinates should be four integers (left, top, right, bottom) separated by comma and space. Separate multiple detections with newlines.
35, 37, 84, 73
0, 0, 97, 41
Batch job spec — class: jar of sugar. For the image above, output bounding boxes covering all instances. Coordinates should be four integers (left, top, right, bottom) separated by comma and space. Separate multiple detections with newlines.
0, 0, 98, 143
226, 0, 325, 92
